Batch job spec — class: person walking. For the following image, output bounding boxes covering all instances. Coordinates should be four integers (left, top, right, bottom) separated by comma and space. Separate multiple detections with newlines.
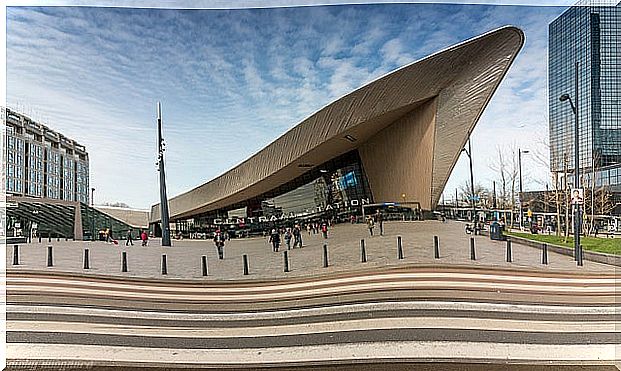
321, 222, 328, 239
366, 216, 375, 236
126, 229, 134, 246
213, 230, 225, 259
293, 224, 302, 248
269, 229, 281, 252
140, 230, 148, 246
284, 228, 292, 250
375, 210, 384, 236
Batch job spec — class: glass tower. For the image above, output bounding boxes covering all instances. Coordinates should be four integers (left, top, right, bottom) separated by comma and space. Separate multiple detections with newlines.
549, 2, 620, 173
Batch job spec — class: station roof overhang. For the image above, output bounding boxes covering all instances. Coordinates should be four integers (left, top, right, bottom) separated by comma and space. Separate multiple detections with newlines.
150, 26, 524, 223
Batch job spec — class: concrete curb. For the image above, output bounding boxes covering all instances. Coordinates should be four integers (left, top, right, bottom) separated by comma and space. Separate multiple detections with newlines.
506, 235, 621, 267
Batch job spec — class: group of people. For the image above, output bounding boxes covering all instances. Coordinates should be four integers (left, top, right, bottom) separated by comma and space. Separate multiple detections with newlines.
124, 228, 149, 246
269, 224, 307, 252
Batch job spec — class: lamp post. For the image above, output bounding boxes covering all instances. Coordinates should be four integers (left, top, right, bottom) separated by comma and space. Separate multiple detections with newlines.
91, 187, 95, 241
518, 148, 530, 230
462, 139, 476, 234
559, 61, 582, 266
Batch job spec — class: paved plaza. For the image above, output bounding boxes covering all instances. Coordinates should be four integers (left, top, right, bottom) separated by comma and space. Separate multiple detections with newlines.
6, 220, 616, 280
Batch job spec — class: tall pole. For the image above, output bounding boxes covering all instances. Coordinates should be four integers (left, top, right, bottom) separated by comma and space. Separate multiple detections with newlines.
157, 102, 172, 247
468, 139, 476, 232
91, 187, 95, 241
519, 149, 523, 229
493, 180, 497, 209
573, 62, 581, 265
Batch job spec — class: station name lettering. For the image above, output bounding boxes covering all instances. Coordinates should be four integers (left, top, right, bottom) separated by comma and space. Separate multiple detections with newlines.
212, 198, 370, 225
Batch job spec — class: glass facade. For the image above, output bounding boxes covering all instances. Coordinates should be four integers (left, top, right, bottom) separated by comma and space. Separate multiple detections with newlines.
173, 150, 374, 235
549, 3, 621, 173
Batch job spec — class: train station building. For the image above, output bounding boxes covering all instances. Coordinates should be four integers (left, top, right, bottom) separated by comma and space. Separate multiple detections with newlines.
149, 27, 524, 237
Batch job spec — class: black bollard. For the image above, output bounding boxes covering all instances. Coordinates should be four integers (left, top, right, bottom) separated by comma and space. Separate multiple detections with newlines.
397, 236, 404, 260
13, 245, 19, 265
284, 250, 290, 272
470, 237, 476, 260
434, 236, 440, 259
48, 235, 51, 243
361, 239, 367, 263
65, 237, 68, 242
323, 244, 329, 268
38, 235, 42, 243
47, 246, 53, 267
506, 240, 513, 263
28, 234, 32, 244
243, 254, 249, 275
57, 235, 60, 242
542, 243, 548, 265
162, 254, 168, 275
83, 249, 90, 269
202, 255, 208, 276
122, 251, 128, 272
577, 245, 583, 267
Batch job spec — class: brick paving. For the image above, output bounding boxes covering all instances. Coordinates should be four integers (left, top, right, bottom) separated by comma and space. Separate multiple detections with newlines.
5, 220, 616, 280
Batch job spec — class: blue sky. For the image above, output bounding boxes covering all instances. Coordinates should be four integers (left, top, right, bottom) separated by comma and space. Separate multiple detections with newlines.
6, 2, 569, 209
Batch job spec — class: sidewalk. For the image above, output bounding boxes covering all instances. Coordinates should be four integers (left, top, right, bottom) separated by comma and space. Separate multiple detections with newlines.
6, 221, 616, 280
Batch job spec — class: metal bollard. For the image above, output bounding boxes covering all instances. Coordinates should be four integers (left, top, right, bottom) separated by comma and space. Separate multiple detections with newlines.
470, 237, 476, 260
506, 240, 513, 263
434, 236, 440, 259
283, 250, 290, 272
202, 255, 208, 276
13, 245, 19, 265
323, 244, 329, 268
47, 246, 53, 267
122, 251, 128, 272
361, 239, 367, 263
243, 254, 249, 275
577, 245, 583, 267
397, 236, 404, 260
542, 243, 548, 265
39, 235, 42, 243
83, 249, 90, 269
162, 254, 168, 275
48, 235, 51, 243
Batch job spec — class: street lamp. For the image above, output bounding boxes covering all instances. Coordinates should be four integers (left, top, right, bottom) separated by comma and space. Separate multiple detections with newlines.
559, 61, 582, 266
462, 138, 476, 234
518, 148, 530, 230
91, 187, 95, 241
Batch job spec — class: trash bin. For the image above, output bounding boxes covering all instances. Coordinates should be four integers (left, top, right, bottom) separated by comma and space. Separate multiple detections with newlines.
489, 221, 506, 241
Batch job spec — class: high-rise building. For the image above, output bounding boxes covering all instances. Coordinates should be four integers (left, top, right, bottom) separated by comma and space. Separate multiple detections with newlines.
548, 1, 620, 202
4, 108, 90, 203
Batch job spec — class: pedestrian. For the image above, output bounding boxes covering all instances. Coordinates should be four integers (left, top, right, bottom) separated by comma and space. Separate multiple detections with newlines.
350, 215, 356, 224
126, 229, 134, 246
375, 210, 384, 236
213, 230, 225, 259
269, 229, 281, 252
366, 216, 375, 236
321, 222, 328, 239
284, 228, 292, 250
140, 230, 148, 246
293, 224, 302, 248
